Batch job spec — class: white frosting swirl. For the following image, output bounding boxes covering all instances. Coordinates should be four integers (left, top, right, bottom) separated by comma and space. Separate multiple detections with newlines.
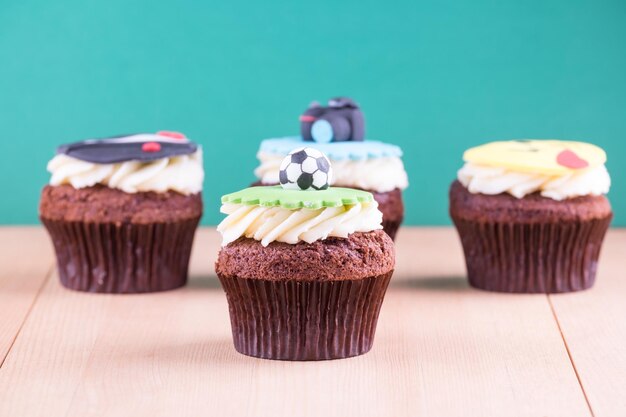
255, 151, 408, 193
458, 162, 611, 200
217, 201, 383, 247
48, 149, 204, 195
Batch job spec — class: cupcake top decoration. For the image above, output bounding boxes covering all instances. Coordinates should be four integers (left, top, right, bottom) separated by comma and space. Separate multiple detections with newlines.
221, 185, 374, 210
556, 149, 590, 169
56, 131, 197, 164
219, 154, 382, 246
47, 131, 204, 195
458, 139, 610, 200
279, 147, 333, 191
255, 97, 408, 193
463, 140, 605, 175
300, 97, 365, 143
259, 138, 403, 161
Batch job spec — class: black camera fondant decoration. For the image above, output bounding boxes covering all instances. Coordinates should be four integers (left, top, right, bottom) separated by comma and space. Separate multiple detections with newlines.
57, 132, 197, 164
299, 97, 365, 143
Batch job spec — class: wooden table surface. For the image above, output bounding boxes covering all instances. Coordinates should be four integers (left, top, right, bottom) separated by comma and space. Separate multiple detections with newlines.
0, 227, 624, 417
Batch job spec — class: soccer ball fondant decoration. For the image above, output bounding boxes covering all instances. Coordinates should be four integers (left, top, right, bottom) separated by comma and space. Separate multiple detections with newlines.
279, 147, 333, 191
299, 97, 365, 143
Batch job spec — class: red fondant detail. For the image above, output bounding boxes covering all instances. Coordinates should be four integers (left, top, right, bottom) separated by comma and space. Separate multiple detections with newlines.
142, 142, 162, 152
557, 149, 589, 169
156, 130, 186, 139
299, 115, 316, 122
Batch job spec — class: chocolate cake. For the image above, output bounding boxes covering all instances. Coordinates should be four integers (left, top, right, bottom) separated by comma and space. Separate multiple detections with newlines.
40, 132, 204, 293
216, 231, 394, 360
450, 181, 612, 293
216, 165, 395, 360
40, 184, 202, 223
450, 140, 613, 293
371, 188, 404, 240
217, 230, 393, 281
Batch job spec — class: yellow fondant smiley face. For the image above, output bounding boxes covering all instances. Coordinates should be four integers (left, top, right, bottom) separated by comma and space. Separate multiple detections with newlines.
463, 140, 606, 175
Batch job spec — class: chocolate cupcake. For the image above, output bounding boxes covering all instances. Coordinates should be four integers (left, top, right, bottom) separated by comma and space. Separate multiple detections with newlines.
253, 97, 408, 240
217, 147, 395, 360
450, 140, 612, 293
40, 131, 204, 293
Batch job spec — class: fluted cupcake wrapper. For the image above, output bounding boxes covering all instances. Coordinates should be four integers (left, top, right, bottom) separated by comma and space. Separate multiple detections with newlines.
451, 215, 612, 293
218, 271, 394, 361
41, 217, 200, 293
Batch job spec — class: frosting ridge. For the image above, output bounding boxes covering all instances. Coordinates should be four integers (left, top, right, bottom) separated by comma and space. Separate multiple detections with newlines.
458, 162, 610, 200
48, 150, 204, 195
218, 200, 383, 247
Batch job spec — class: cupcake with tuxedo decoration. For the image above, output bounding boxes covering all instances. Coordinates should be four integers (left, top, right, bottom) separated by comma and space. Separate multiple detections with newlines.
216, 147, 395, 361
450, 140, 612, 293
39, 131, 204, 293
254, 97, 408, 240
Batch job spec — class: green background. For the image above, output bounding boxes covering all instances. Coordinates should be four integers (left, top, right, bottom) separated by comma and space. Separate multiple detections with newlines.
1, 0, 624, 225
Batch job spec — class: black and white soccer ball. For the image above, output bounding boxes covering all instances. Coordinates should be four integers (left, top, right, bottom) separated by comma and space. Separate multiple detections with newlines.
279, 147, 333, 190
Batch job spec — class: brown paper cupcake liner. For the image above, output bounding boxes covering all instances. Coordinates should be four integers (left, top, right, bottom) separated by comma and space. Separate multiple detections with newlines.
218, 271, 394, 361
41, 217, 200, 293
451, 215, 612, 293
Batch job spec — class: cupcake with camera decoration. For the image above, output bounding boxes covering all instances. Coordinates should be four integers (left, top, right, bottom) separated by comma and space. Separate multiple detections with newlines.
39, 131, 204, 293
217, 147, 395, 361
254, 97, 408, 240
450, 140, 612, 293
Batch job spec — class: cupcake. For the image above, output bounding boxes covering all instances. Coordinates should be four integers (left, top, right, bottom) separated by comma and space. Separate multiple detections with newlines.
217, 147, 395, 360
39, 131, 204, 293
254, 97, 408, 240
450, 140, 612, 293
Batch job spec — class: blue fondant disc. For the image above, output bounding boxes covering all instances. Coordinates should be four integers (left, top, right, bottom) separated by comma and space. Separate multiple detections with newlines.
259, 137, 403, 161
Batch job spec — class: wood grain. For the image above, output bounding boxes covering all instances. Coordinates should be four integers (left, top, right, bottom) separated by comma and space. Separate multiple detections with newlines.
549, 229, 626, 417
0, 227, 54, 364
1, 227, 622, 417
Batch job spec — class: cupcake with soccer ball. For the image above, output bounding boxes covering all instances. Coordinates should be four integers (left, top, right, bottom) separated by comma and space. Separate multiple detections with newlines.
39, 131, 204, 293
254, 97, 408, 240
216, 147, 395, 361
450, 140, 612, 293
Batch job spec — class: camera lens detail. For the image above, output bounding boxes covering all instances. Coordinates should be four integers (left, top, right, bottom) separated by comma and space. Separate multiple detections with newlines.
311, 120, 334, 143
300, 97, 365, 143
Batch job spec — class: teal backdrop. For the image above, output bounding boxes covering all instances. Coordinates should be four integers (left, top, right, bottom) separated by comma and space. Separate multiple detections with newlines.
1, 0, 624, 225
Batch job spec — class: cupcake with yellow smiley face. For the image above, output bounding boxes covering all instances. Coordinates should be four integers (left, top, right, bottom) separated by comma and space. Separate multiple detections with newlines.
450, 140, 612, 293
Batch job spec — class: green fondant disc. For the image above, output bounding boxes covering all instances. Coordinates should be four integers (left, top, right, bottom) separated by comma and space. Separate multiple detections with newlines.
221, 186, 374, 209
